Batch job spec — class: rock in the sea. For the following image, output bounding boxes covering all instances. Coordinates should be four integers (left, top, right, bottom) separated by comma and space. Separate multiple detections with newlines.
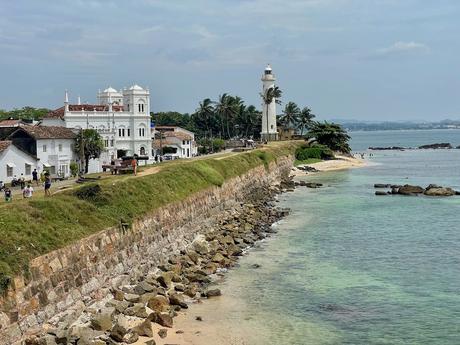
375, 191, 388, 196
203, 289, 222, 298
424, 186, 456, 196
398, 185, 424, 195
374, 184, 391, 188
418, 143, 452, 149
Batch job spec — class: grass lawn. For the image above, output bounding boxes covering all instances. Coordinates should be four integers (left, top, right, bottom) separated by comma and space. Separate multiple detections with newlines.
0, 142, 298, 290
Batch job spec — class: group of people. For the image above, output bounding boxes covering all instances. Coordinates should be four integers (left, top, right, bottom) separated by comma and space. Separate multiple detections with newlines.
3, 169, 52, 202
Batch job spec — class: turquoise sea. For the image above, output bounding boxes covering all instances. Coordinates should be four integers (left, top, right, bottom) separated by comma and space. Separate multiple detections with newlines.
185, 129, 460, 345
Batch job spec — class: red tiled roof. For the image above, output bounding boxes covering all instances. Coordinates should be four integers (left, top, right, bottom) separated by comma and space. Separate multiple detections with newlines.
0, 140, 11, 153
45, 104, 124, 119
163, 131, 192, 140
12, 125, 76, 140
0, 119, 22, 126
152, 139, 178, 149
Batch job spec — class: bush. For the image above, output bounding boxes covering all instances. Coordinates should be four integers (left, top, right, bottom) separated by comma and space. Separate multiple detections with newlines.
70, 162, 79, 177
198, 138, 226, 154
74, 184, 108, 205
295, 144, 334, 161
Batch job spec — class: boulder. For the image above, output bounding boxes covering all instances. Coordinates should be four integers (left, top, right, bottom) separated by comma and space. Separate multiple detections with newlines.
157, 272, 174, 289
424, 186, 456, 196
374, 184, 390, 188
168, 293, 188, 309
418, 143, 452, 149
90, 307, 114, 331
147, 295, 170, 313
398, 185, 424, 195
192, 234, 210, 255
144, 340, 156, 345
375, 191, 388, 196
124, 293, 140, 303
149, 312, 173, 328
203, 289, 221, 298
133, 319, 153, 337
134, 281, 156, 294
110, 323, 127, 342
123, 331, 139, 344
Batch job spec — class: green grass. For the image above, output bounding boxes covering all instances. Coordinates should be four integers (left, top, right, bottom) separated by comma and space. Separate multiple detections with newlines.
295, 158, 323, 166
0, 142, 299, 289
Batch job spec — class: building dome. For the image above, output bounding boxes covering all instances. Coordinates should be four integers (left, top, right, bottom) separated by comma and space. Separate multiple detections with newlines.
103, 87, 119, 93
129, 84, 144, 91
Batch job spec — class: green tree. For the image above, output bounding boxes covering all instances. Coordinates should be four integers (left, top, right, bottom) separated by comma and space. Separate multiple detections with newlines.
74, 129, 105, 174
192, 98, 216, 138
297, 107, 316, 135
305, 121, 351, 154
151, 112, 191, 128
280, 101, 301, 129
215, 94, 238, 139
260, 86, 282, 105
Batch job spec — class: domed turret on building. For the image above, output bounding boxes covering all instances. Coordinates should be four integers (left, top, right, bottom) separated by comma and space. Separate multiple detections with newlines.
98, 87, 123, 105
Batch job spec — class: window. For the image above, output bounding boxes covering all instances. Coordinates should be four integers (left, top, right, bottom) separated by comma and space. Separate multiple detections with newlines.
139, 128, 145, 137
58, 144, 63, 152
138, 104, 144, 112
104, 139, 109, 147
7, 166, 13, 177
43, 145, 47, 152
127, 129, 130, 137
49, 166, 56, 175
110, 139, 114, 147
140, 147, 145, 155
118, 128, 126, 137
127, 104, 130, 111
25, 164, 31, 175
182, 140, 185, 145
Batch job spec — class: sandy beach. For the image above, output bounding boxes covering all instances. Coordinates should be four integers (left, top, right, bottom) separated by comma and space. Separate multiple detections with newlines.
291, 155, 367, 177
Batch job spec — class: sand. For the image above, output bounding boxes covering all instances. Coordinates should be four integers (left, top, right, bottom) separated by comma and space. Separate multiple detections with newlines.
291, 155, 367, 177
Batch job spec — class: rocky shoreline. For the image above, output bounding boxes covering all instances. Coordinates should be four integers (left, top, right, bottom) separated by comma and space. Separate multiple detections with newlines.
374, 183, 460, 196
369, 142, 460, 150
25, 179, 295, 345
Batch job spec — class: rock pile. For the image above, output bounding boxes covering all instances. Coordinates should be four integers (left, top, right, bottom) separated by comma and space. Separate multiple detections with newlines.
27, 190, 291, 345
296, 165, 319, 173
374, 184, 459, 196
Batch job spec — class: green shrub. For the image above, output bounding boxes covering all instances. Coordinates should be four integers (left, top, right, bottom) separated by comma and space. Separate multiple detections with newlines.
70, 162, 79, 177
295, 144, 334, 161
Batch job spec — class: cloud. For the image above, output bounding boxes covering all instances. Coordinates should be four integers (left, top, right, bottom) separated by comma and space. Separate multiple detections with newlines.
375, 41, 430, 57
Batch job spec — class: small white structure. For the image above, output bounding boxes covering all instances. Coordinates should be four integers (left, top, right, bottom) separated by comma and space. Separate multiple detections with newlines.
261, 64, 278, 141
152, 126, 197, 159
0, 141, 39, 183
42, 85, 153, 172
8, 126, 77, 178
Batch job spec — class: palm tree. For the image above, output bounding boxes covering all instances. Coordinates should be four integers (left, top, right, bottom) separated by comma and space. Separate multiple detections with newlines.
195, 98, 215, 138
74, 129, 105, 173
279, 101, 301, 129
297, 106, 316, 135
215, 94, 238, 139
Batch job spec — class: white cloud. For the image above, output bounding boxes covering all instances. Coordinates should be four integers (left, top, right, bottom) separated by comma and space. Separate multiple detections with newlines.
376, 41, 430, 56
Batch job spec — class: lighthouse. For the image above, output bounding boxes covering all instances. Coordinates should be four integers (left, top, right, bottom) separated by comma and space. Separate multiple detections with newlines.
261, 64, 278, 141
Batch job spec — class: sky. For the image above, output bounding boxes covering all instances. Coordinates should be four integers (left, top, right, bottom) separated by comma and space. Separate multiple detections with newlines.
1, 0, 460, 121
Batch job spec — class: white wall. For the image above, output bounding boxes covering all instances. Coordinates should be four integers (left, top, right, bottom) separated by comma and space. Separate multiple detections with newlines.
0, 145, 39, 183
36, 138, 76, 177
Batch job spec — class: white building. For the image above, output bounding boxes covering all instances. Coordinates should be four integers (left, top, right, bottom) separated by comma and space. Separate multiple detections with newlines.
42, 85, 153, 172
261, 64, 278, 141
0, 141, 39, 183
152, 126, 197, 159
8, 125, 77, 178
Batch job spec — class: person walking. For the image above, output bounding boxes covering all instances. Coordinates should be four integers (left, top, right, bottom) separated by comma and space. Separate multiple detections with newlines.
44, 173, 51, 197
32, 169, 39, 186
4, 187, 12, 202
131, 157, 137, 176
19, 174, 26, 190
23, 184, 34, 199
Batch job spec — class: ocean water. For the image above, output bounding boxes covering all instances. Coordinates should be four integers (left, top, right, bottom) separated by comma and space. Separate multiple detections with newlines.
183, 130, 460, 345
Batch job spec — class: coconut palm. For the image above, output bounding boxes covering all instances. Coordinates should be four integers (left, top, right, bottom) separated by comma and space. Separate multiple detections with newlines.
261, 86, 282, 105
215, 94, 238, 139
194, 98, 215, 138
279, 102, 301, 129
297, 106, 316, 135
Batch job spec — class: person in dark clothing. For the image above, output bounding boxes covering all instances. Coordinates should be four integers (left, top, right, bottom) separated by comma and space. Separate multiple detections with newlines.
32, 169, 39, 186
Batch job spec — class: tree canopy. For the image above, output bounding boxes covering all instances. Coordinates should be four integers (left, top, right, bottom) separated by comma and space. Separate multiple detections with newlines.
74, 129, 105, 173
0, 107, 50, 121
305, 121, 351, 154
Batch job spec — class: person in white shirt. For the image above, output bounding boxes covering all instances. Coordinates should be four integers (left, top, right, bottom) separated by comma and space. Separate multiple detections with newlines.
22, 184, 34, 198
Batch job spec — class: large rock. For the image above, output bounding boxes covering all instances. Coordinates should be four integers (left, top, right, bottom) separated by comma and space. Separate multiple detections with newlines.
157, 272, 174, 289
424, 186, 456, 196
90, 307, 114, 331
168, 293, 188, 309
147, 295, 170, 313
149, 312, 173, 328
418, 143, 452, 149
192, 234, 210, 255
202, 289, 221, 298
133, 319, 153, 337
398, 185, 424, 195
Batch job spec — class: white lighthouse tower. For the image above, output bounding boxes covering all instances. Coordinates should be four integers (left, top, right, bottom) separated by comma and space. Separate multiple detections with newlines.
261, 64, 278, 141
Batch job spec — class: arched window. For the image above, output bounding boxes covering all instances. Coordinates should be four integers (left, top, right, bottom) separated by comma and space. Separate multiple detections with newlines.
140, 147, 146, 155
